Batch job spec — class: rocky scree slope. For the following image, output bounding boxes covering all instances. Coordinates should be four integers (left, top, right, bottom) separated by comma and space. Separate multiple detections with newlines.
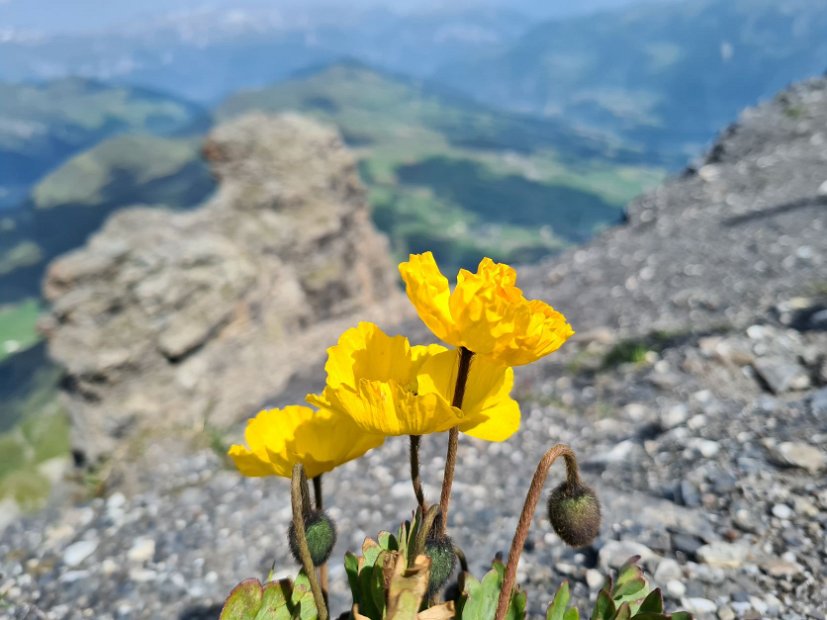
1, 81, 826, 619
38, 113, 406, 465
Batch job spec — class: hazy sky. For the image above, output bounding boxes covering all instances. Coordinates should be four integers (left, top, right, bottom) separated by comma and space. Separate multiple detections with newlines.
0, 0, 669, 34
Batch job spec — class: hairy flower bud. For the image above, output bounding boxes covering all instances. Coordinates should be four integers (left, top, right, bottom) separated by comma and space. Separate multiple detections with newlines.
424, 532, 456, 594
547, 481, 601, 548
289, 510, 337, 566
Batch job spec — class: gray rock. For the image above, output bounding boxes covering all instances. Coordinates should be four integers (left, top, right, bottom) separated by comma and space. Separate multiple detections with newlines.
682, 597, 717, 615
63, 540, 98, 568
42, 114, 407, 463
696, 542, 750, 569
654, 557, 683, 583
753, 356, 810, 394
771, 503, 793, 520
769, 441, 826, 474
810, 387, 827, 416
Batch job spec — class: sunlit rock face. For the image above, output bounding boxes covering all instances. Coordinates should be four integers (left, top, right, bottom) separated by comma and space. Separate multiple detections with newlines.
42, 113, 407, 463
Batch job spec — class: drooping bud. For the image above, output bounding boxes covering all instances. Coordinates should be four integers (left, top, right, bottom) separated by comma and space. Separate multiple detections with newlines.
547, 480, 601, 548
289, 510, 337, 566
424, 532, 456, 595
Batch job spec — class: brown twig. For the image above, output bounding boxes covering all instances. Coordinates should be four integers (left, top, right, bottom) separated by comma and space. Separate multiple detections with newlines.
494, 444, 580, 620
291, 465, 329, 620
409, 435, 427, 514
438, 347, 473, 536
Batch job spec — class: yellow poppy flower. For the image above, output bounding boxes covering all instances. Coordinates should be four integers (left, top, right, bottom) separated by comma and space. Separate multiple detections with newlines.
228, 405, 384, 479
306, 322, 521, 441
398, 252, 574, 367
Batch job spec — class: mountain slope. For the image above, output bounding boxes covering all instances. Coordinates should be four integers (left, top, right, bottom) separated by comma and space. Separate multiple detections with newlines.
0, 77, 209, 209
436, 0, 827, 163
219, 63, 664, 270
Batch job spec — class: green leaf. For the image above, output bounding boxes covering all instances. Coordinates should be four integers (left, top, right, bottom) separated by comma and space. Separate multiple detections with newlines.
506, 588, 527, 620
546, 581, 571, 620
253, 581, 292, 620
460, 565, 501, 619
362, 539, 383, 568
290, 572, 318, 620
614, 558, 642, 589
563, 609, 580, 620
221, 579, 264, 620
345, 552, 361, 606
590, 590, 615, 620
613, 577, 647, 602
357, 565, 382, 620
669, 613, 694, 620
378, 530, 398, 552
636, 589, 664, 614
614, 603, 632, 620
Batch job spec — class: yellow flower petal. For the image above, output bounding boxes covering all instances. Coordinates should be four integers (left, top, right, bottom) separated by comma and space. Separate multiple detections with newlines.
398, 252, 458, 344
416, 348, 521, 441
400, 253, 574, 366
227, 405, 383, 479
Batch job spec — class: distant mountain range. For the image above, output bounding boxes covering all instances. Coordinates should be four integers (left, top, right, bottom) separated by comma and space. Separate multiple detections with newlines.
1, 0, 822, 166
436, 0, 827, 159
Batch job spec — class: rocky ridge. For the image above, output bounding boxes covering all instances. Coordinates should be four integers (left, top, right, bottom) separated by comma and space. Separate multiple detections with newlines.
39, 113, 406, 464
1, 80, 827, 619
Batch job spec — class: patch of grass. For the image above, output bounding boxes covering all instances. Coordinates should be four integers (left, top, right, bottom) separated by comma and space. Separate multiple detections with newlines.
0, 241, 42, 277
0, 298, 42, 362
600, 330, 688, 369
602, 340, 651, 368
0, 352, 69, 510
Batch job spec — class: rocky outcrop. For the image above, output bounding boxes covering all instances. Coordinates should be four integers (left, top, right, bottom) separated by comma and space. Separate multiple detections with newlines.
41, 113, 407, 462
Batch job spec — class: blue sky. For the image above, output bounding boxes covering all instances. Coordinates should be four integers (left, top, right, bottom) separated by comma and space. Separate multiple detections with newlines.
0, 0, 671, 34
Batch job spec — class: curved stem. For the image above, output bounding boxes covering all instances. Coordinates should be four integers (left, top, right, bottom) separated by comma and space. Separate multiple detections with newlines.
453, 544, 469, 574
409, 435, 427, 514
313, 475, 323, 511
438, 347, 474, 536
494, 445, 580, 620
291, 465, 329, 620
312, 475, 329, 600
410, 504, 442, 567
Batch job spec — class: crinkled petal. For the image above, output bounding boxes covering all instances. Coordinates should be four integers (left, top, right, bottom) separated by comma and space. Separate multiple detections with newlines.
399, 252, 458, 345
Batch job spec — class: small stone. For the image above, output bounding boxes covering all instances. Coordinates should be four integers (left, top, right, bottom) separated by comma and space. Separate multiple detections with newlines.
598, 540, 657, 571
769, 441, 826, 474
585, 568, 605, 590
696, 542, 749, 569
661, 404, 689, 428
792, 495, 819, 517
682, 597, 717, 615
679, 480, 702, 508
811, 387, 827, 416
654, 558, 683, 583
128, 568, 158, 583
666, 579, 686, 598
127, 538, 156, 564
760, 557, 802, 578
671, 532, 704, 558
749, 596, 768, 615
63, 540, 98, 568
771, 504, 793, 520
688, 438, 720, 458
753, 357, 810, 394
717, 605, 736, 620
